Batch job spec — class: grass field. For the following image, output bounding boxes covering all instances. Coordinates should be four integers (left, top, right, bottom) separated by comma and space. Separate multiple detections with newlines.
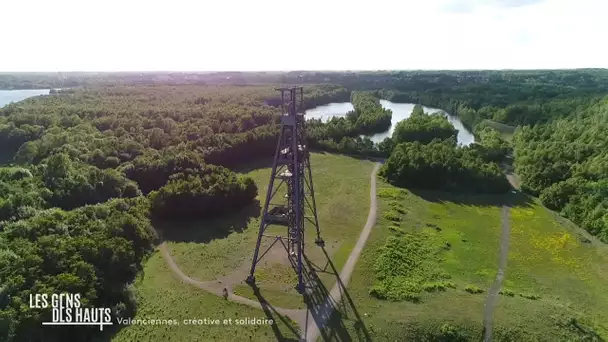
113, 153, 374, 340
320, 179, 608, 341
113, 152, 608, 341
135, 152, 374, 312
111, 252, 300, 342
481, 119, 517, 141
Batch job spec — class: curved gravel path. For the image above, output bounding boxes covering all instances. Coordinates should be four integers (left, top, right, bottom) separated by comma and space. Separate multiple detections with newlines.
159, 162, 381, 341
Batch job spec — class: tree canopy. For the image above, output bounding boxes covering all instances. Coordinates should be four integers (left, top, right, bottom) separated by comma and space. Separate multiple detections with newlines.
514, 98, 608, 242
392, 105, 458, 145
0, 198, 156, 341
381, 138, 509, 193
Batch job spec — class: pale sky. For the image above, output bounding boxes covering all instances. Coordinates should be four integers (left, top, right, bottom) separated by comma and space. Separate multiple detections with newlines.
1, 0, 606, 71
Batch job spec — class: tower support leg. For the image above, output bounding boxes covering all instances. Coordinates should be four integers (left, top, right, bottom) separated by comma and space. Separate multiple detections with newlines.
245, 86, 325, 293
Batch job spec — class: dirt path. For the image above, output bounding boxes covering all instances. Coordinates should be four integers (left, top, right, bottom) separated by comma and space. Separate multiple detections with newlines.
160, 162, 381, 341
303, 162, 380, 341
483, 206, 511, 342
506, 173, 521, 190
159, 243, 304, 318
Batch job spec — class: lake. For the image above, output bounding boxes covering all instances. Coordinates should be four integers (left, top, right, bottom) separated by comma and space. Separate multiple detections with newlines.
305, 99, 475, 145
0, 89, 51, 108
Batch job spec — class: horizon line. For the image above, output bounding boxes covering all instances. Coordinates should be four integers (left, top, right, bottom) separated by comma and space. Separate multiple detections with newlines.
1, 67, 607, 74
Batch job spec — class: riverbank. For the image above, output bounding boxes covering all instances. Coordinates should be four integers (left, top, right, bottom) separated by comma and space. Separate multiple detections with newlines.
305, 99, 475, 145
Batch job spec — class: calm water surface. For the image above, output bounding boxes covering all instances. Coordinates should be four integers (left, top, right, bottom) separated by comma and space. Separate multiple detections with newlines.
0, 89, 51, 107
305, 99, 475, 145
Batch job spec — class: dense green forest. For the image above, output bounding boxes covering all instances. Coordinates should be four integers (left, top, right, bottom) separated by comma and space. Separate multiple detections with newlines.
381, 138, 510, 193
379, 105, 510, 193
1, 69, 608, 340
513, 98, 608, 242
0, 197, 156, 341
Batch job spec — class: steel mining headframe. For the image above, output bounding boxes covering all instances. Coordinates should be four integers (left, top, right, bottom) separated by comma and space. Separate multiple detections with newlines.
246, 86, 324, 293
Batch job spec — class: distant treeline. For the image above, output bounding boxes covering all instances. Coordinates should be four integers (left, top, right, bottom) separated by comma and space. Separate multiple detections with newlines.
4, 69, 608, 98
376, 78, 606, 129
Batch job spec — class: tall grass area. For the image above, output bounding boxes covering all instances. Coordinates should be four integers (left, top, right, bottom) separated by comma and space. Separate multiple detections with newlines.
161, 152, 374, 308
493, 206, 608, 339
112, 252, 300, 341
324, 180, 608, 341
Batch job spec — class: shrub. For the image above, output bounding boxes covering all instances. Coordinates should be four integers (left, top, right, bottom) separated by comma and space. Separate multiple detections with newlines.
464, 285, 484, 294
388, 202, 407, 214
383, 210, 402, 222
388, 225, 404, 235
438, 323, 468, 341
369, 283, 421, 302
388, 201, 402, 208
378, 188, 407, 199
499, 288, 515, 297
519, 292, 541, 300
407, 322, 472, 341
422, 281, 456, 292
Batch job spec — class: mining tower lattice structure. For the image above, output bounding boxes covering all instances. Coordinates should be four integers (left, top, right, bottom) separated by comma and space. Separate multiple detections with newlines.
246, 86, 324, 293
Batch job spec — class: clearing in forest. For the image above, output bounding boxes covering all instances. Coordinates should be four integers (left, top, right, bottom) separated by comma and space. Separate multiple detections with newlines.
162, 152, 374, 308
114, 153, 375, 340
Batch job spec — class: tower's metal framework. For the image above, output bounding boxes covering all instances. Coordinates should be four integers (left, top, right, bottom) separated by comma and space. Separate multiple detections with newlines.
246, 87, 324, 293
